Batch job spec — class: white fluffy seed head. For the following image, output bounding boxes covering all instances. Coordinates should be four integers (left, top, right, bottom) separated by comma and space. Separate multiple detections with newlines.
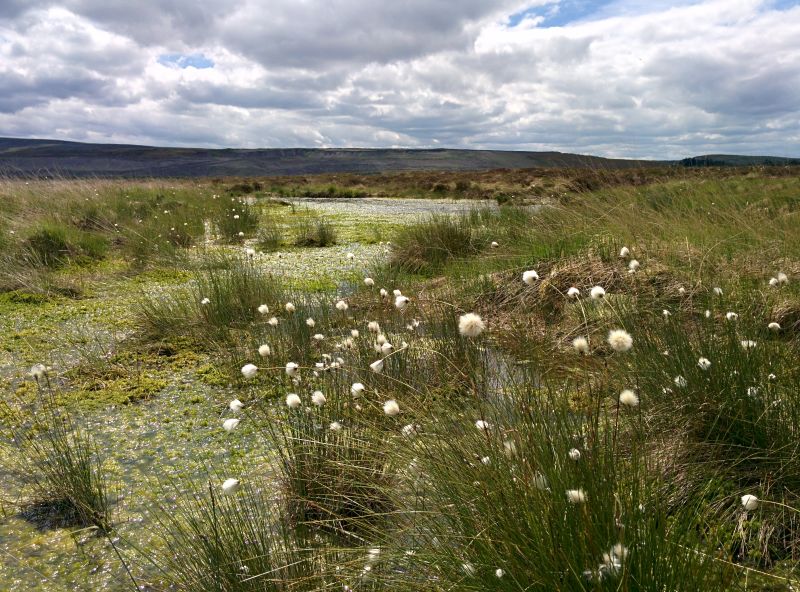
590, 285, 606, 299
370, 359, 385, 373
567, 286, 580, 298
241, 363, 258, 378
628, 259, 640, 271
401, 424, 418, 437
313, 333, 325, 341
200, 297, 210, 305
777, 272, 788, 284
395, 295, 410, 310
351, 382, 365, 396
368, 321, 381, 333
674, 375, 687, 388
29, 363, 47, 379
567, 489, 587, 504
393, 289, 402, 297
458, 313, 486, 337
383, 399, 400, 416
495, 568, 505, 578
258, 344, 271, 357
222, 418, 240, 432
335, 300, 348, 311
329, 421, 342, 431
698, 357, 711, 370
351, 329, 360, 338
364, 277, 375, 287
726, 312, 738, 321
475, 419, 490, 431
607, 329, 633, 352
713, 287, 723, 296
285, 302, 295, 313
285, 362, 299, 376
222, 478, 240, 494
619, 246, 630, 258
306, 317, 315, 327
741, 340, 757, 350
769, 277, 779, 287
286, 393, 302, 409
619, 389, 639, 407
491, 241, 499, 248
257, 304, 269, 315
268, 316, 279, 326
768, 322, 781, 332
572, 337, 590, 355
229, 399, 244, 412
741, 494, 759, 510
568, 448, 581, 461
522, 270, 539, 285
379, 288, 388, 298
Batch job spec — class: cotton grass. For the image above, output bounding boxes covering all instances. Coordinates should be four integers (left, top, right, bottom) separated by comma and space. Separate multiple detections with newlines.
590, 285, 606, 299
566, 489, 587, 504
222, 418, 240, 432
607, 329, 633, 352
383, 400, 400, 416
572, 336, 590, 355
619, 389, 639, 407
221, 478, 240, 495
241, 363, 258, 378
458, 313, 485, 337
522, 270, 539, 284
741, 494, 759, 511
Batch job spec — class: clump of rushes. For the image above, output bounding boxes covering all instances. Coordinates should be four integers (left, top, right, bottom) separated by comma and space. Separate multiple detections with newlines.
1, 379, 110, 532
380, 377, 729, 591
261, 376, 396, 534
293, 215, 337, 247
213, 198, 260, 243
149, 478, 365, 591
389, 213, 484, 274
138, 252, 287, 340
629, 304, 800, 565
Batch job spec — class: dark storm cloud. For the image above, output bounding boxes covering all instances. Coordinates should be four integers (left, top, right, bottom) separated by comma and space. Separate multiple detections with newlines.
0, 70, 120, 113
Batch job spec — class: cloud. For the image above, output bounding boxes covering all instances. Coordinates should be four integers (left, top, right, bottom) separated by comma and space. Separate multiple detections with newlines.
0, 0, 798, 158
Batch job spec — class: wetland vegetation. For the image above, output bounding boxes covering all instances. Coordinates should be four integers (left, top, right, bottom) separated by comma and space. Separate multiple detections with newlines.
0, 167, 798, 590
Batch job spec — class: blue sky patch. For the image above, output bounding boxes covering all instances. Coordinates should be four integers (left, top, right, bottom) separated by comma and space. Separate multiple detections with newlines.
158, 53, 214, 69
770, 0, 800, 9
508, 1, 619, 28
503, 0, 797, 29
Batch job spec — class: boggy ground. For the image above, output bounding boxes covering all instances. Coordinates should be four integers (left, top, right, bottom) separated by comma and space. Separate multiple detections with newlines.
0, 168, 798, 591
0, 184, 488, 591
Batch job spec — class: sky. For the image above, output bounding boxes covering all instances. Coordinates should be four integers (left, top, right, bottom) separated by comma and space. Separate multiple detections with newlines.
0, 0, 798, 159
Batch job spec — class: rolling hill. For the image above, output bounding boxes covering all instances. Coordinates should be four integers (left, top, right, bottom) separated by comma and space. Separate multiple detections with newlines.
1, 137, 797, 178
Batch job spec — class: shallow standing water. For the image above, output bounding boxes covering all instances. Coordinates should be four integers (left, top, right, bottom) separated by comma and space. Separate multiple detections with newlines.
0, 196, 497, 591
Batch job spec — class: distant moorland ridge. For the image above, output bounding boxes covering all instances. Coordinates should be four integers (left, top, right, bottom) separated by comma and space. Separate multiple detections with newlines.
1, 137, 798, 178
